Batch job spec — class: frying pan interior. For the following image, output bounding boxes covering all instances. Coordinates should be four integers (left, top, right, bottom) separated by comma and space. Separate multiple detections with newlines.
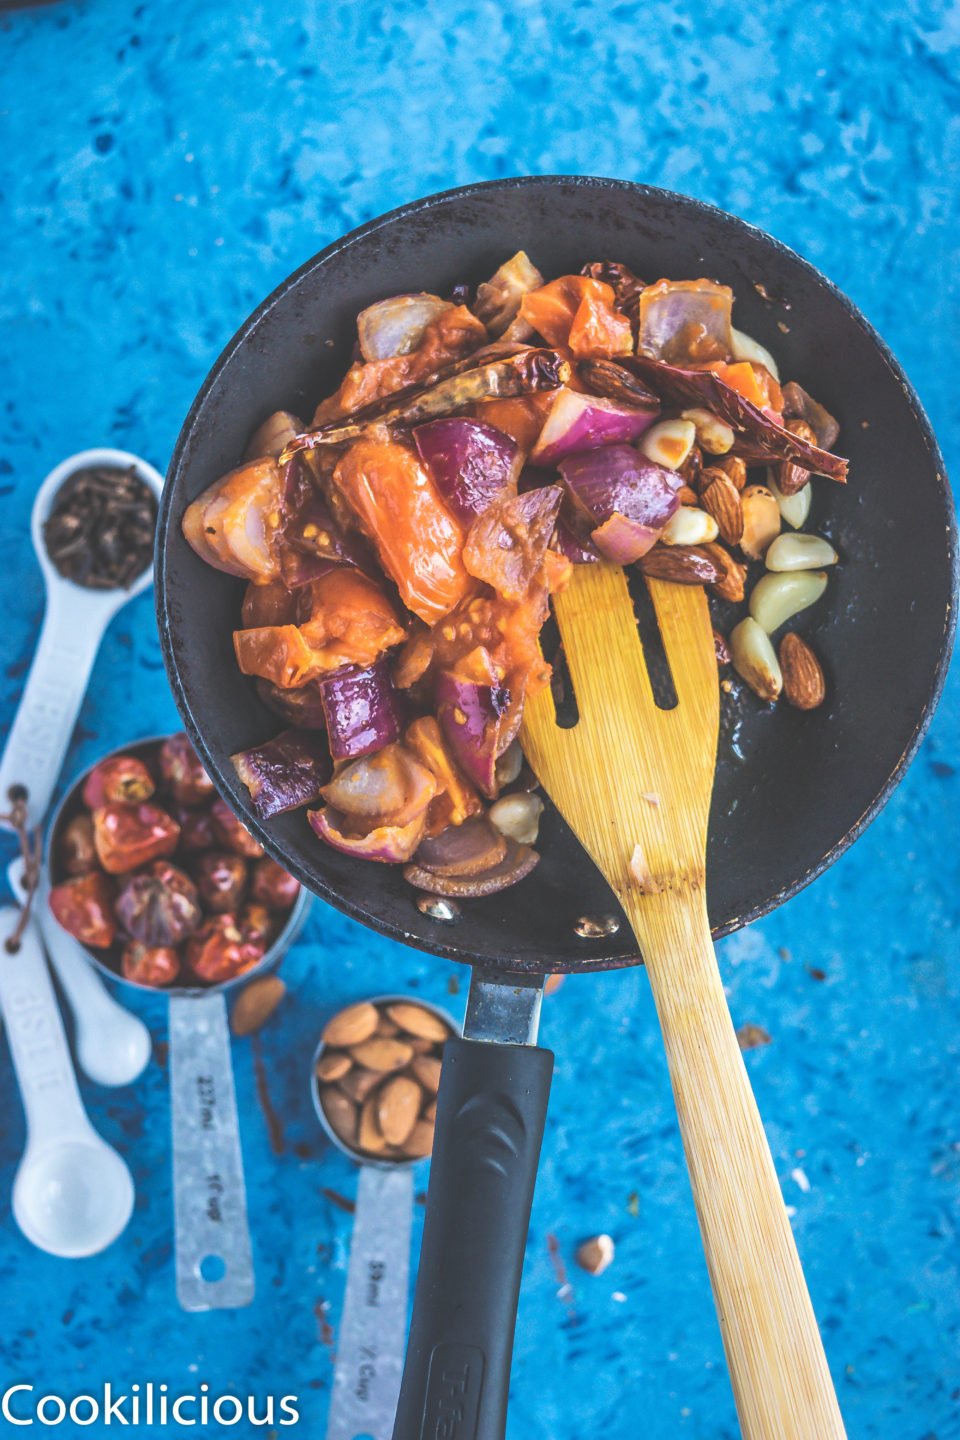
157, 178, 956, 973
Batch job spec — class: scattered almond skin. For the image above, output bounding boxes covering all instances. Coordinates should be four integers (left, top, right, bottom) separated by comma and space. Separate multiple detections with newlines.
323, 1001, 379, 1047
576, 1234, 615, 1275
337, 1066, 382, 1105
411, 1055, 442, 1094
322, 1089, 358, 1149
377, 1075, 423, 1146
737, 1023, 772, 1051
700, 470, 744, 546
230, 975, 286, 1037
349, 1036, 415, 1073
779, 632, 826, 710
386, 1002, 450, 1042
404, 1119, 435, 1159
316, 1050, 352, 1082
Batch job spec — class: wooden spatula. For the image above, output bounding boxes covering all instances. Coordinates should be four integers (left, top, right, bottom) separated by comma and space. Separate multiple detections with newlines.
522, 562, 846, 1440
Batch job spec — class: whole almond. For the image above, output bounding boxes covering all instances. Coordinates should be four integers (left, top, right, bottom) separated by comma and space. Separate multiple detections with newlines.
231, 975, 286, 1037
713, 453, 747, 490
704, 542, 747, 603
675, 484, 699, 506
402, 1119, 436, 1159
701, 471, 744, 546
377, 1075, 423, 1147
323, 1001, 379, 1047
638, 544, 723, 586
349, 1036, 414, 1073
375, 1015, 401, 1037
411, 1055, 442, 1094
316, 1050, 352, 1083
386, 1002, 450, 1042
409, 1036, 436, 1054
358, 1094, 389, 1154
338, 1066, 382, 1105
422, 1098, 437, 1122
321, 1089, 358, 1149
779, 633, 826, 710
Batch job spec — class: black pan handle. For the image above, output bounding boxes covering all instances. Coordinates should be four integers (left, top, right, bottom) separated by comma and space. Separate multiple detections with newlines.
392, 1035, 554, 1440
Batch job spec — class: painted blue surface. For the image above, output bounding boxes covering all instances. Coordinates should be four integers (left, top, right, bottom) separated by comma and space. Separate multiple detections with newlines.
0, 1, 958, 1436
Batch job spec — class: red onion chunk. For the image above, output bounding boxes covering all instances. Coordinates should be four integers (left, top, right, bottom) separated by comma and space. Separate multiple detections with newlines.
463, 485, 563, 602
308, 805, 426, 863
319, 660, 402, 762
320, 742, 437, 828
231, 729, 332, 819
558, 446, 679, 562
357, 293, 453, 362
591, 512, 660, 563
554, 517, 600, 564
436, 670, 512, 799
624, 355, 848, 481
530, 387, 659, 466
414, 418, 520, 523
280, 488, 375, 588
636, 278, 734, 364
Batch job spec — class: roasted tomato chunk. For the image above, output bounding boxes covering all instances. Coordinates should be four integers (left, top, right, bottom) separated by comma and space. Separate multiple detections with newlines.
249, 856, 300, 910
121, 942, 181, 988
185, 915, 264, 985
210, 798, 265, 859
194, 850, 249, 912
158, 733, 215, 808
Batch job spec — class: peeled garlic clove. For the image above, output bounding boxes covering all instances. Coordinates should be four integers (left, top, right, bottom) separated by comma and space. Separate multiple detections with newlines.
639, 418, 696, 471
749, 569, 828, 634
767, 468, 812, 530
489, 792, 544, 846
730, 618, 782, 702
679, 407, 734, 455
739, 484, 781, 560
731, 326, 780, 380
764, 533, 838, 572
660, 506, 719, 546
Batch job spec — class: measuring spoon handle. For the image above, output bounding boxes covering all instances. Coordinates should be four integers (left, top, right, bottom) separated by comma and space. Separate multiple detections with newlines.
0, 909, 91, 1145
169, 991, 255, 1311
327, 1165, 414, 1440
0, 587, 108, 828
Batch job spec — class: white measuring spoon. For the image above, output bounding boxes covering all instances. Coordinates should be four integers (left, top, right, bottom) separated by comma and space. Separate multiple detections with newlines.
0, 906, 134, 1257
8, 859, 151, 1087
0, 447, 165, 831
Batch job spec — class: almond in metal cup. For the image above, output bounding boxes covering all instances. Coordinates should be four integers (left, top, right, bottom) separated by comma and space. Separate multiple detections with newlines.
311, 994, 457, 1440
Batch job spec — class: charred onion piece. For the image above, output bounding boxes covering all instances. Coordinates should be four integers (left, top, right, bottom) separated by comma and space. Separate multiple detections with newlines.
621, 355, 848, 481
279, 349, 571, 457
404, 838, 539, 897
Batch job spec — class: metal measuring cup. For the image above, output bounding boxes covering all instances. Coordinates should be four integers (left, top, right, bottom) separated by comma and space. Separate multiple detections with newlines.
311, 994, 457, 1440
48, 734, 311, 1310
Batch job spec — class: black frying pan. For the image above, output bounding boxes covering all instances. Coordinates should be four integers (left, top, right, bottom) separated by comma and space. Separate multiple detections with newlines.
157, 178, 956, 1437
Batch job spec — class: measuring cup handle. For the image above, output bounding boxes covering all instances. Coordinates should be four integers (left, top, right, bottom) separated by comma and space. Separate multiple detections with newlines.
392, 1037, 554, 1440
327, 1165, 414, 1440
0, 911, 90, 1144
0, 588, 104, 827
169, 991, 255, 1311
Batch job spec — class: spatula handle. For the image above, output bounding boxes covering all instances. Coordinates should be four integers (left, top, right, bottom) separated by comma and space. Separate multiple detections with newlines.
634, 891, 846, 1440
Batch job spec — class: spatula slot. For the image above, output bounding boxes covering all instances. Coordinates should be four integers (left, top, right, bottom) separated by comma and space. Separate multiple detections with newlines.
541, 605, 580, 729
627, 568, 679, 711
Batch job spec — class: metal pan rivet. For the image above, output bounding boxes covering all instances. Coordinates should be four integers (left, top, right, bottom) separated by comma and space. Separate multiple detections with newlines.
574, 914, 621, 939
415, 894, 461, 923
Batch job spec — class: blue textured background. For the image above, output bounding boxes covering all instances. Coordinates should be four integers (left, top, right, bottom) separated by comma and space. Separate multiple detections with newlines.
1, 2, 958, 1436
